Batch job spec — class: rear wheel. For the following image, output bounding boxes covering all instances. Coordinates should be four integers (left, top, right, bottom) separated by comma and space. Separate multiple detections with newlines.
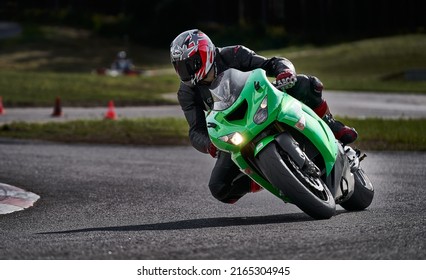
340, 168, 374, 211
256, 142, 336, 219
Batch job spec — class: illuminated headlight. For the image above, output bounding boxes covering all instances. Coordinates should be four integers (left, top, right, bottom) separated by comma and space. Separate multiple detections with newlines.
219, 132, 244, 145
253, 96, 268, 124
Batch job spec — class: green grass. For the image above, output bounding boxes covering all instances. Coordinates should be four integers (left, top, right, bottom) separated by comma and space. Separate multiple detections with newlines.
342, 118, 426, 151
0, 71, 179, 107
0, 118, 189, 146
0, 118, 425, 151
261, 34, 426, 93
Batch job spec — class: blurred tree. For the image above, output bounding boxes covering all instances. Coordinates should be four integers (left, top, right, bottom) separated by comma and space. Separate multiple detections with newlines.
0, 0, 424, 48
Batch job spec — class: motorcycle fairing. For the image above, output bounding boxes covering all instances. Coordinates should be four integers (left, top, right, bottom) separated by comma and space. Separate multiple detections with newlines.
207, 68, 340, 201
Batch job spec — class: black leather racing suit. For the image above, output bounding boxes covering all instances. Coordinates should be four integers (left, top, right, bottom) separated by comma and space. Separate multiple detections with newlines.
176, 45, 324, 203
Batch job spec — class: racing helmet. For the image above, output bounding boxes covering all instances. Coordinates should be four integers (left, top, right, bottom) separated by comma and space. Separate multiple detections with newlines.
170, 29, 215, 86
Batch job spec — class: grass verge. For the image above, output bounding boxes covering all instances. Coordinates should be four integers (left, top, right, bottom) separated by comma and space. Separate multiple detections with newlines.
0, 71, 179, 107
342, 118, 426, 151
0, 118, 189, 146
0, 118, 425, 151
261, 34, 426, 93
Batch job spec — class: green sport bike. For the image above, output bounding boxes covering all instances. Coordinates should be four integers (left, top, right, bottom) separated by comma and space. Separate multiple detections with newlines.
206, 68, 374, 219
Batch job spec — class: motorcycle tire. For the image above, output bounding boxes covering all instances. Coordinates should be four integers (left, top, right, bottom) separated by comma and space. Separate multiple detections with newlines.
340, 168, 374, 211
256, 142, 336, 219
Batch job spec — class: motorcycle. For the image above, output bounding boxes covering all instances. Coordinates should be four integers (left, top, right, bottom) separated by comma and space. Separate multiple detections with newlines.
206, 68, 374, 219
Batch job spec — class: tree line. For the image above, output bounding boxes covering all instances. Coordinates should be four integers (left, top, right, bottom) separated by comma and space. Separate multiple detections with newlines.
1, 0, 424, 49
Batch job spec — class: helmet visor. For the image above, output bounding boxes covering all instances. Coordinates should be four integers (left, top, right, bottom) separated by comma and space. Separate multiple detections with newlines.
173, 53, 201, 84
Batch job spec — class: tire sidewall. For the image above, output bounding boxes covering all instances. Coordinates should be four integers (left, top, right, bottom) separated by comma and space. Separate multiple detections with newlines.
257, 142, 336, 219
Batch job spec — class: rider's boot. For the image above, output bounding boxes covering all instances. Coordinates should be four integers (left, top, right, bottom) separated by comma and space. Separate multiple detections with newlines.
313, 100, 358, 145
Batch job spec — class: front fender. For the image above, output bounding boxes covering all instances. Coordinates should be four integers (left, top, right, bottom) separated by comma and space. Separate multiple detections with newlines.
277, 98, 338, 175
254, 135, 276, 157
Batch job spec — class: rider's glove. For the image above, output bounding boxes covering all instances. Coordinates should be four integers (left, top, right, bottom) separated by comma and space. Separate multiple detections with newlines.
207, 142, 218, 158
276, 69, 297, 90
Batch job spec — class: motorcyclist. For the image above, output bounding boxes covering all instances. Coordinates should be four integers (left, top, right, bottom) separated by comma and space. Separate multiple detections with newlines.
170, 29, 358, 204
111, 51, 135, 74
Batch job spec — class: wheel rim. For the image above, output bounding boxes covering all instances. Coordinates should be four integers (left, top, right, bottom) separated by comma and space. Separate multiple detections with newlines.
284, 154, 330, 202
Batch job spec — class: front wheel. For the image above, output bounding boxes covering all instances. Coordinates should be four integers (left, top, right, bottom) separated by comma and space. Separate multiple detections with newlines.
256, 142, 336, 219
340, 168, 374, 211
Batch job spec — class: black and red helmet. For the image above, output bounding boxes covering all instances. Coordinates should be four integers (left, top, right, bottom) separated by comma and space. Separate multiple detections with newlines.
170, 29, 215, 86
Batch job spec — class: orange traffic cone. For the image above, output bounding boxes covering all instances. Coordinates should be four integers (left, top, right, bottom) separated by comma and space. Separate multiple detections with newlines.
0, 96, 5, 115
104, 100, 117, 120
51, 96, 62, 117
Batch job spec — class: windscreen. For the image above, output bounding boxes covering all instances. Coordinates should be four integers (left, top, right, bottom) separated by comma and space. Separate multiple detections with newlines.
209, 69, 251, 111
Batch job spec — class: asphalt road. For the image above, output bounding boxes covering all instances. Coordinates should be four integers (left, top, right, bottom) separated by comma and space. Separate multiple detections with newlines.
0, 140, 424, 260
1, 91, 426, 124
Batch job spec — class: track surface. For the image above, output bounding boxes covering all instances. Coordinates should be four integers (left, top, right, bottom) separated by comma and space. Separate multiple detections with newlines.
0, 140, 424, 259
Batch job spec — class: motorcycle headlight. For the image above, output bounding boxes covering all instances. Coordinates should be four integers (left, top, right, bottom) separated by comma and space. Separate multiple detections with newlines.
253, 96, 268, 124
219, 132, 244, 145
